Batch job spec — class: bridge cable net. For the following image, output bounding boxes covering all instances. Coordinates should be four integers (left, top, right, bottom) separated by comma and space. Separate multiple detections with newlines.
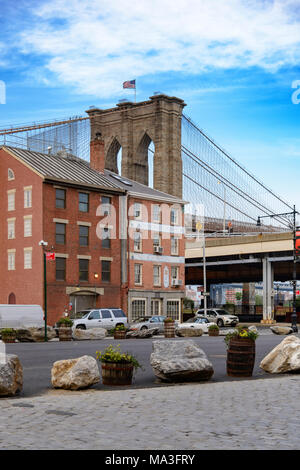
181, 114, 293, 231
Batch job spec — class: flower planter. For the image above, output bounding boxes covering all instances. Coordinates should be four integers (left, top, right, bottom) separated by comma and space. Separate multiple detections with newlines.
164, 321, 175, 338
1, 335, 16, 344
114, 330, 126, 340
101, 362, 134, 385
208, 330, 219, 337
227, 337, 255, 377
58, 327, 73, 342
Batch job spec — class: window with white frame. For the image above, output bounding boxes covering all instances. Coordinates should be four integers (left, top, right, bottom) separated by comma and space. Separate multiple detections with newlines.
170, 207, 179, 225
24, 216, 32, 237
153, 265, 161, 286
24, 248, 32, 269
152, 204, 160, 223
7, 218, 15, 239
134, 231, 142, 252
131, 299, 146, 320
166, 300, 180, 320
7, 190, 15, 211
171, 266, 179, 281
8, 251, 15, 270
134, 264, 142, 285
134, 202, 141, 219
8, 169, 15, 181
171, 236, 179, 255
24, 187, 32, 208
153, 233, 161, 249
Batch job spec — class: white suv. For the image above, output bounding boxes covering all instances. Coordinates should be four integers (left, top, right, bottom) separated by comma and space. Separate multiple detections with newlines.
196, 308, 239, 327
72, 308, 128, 330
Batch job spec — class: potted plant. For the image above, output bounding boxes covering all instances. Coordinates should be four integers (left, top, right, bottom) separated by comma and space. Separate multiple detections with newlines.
96, 345, 141, 385
225, 326, 259, 377
208, 324, 219, 336
164, 317, 175, 338
56, 317, 73, 341
113, 324, 127, 340
1, 328, 17, 343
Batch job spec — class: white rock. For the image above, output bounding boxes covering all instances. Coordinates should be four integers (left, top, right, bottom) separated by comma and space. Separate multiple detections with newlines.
248, 325, 258, 334
51, 355, 100, 390
260, 335, 300, 374
150, 339, 214, 382
72, 328, 107, 341
270, 326, 293, 335
0, 353, 23, 396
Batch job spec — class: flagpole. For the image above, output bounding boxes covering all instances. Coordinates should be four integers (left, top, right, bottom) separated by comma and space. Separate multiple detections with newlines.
134, 80, 136, 103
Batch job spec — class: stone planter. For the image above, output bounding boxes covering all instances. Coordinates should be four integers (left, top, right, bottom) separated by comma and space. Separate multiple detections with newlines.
227, 337, 255, 377
164, 321, 175, 338
58, 327, 73, 342
101, 362, 134, 385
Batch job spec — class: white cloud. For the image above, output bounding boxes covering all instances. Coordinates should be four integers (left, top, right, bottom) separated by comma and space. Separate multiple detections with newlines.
17, 0, 300, 97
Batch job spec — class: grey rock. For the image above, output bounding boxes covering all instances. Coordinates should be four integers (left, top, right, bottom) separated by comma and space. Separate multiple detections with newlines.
72, 328, 107, 341
51, 355, 100, 390
270, 326, 293, 335
175, 327, 203, 337
126, 328, 159, 339
16, 327, 56, 342
0, 353, 23, 396
150, 339, 214, 382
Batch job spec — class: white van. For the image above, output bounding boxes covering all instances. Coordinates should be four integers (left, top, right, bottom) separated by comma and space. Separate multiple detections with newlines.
0, 305, 44, 329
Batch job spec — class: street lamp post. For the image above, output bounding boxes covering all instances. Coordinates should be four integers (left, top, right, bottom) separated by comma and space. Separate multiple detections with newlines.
257, 206, 298, 332
39, 240, 48, 342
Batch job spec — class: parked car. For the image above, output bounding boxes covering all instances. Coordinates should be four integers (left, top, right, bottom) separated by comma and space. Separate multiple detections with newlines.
177, 316, 215, 333
0, 304, 44, 329
128, 315, 178, 334
72, 308, 128, 330
70, 309, 93, 320
196, 308, 239, 327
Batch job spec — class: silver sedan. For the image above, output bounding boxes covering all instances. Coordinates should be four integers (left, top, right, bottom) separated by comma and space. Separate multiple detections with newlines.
128, 315, 168, 334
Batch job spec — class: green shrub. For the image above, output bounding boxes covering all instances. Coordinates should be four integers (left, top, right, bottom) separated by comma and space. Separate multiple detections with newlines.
57, 317, 73, 327
208, 324, 219, 331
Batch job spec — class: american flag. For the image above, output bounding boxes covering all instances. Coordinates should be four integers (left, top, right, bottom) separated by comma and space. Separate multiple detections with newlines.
123, 80, 136, 89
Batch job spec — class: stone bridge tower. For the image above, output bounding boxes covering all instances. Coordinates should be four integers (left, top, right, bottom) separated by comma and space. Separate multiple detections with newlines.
86, 94, 186, 198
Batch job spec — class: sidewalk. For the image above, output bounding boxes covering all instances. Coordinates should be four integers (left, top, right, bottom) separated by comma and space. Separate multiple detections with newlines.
1, 374, 300, 450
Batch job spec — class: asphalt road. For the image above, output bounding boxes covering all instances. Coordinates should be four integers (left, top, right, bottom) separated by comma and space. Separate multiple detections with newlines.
3, 331, 291, 398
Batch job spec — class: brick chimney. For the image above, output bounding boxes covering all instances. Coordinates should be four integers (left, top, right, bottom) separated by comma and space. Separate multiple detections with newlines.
90, 133, 105, 173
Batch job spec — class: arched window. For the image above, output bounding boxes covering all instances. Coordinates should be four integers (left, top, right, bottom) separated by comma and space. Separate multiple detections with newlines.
8, 168, 15, 181
106, 137, 122, 174
8, 292, 16, 304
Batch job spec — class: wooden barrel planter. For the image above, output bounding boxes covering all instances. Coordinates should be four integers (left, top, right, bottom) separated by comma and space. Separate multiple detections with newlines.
164, 321, 175, 338
208, 329, 219, 337
58, 327, 73, 342
1, 333, 16, 343
227, 338, 255, 377
102, 362, 134, 385
114, 330, 126, 340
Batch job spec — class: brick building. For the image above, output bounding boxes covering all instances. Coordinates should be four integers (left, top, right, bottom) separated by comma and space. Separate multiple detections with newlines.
0, 141, 186, 325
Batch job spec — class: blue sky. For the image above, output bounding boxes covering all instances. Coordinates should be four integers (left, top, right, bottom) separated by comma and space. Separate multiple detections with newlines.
1, 0, 300, 211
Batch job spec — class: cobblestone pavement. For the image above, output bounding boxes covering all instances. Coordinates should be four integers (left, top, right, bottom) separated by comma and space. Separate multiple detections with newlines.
1, 375, 300, 450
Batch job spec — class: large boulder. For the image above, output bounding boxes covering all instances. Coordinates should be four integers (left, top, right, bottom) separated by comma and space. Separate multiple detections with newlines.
260, 335, 300, 374
176, 327, 203, 337
72, 328, 107, 341
150, 339, 214, 382
51, 355, 100, 390
0, 353, 23, 396
16, 327, 56, 342
270, 326, 293, 336
126, 328, 159, 339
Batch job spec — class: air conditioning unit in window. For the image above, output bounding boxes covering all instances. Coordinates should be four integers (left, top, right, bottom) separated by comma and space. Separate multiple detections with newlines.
171, 279, 183, 287
154, 246, 163, 254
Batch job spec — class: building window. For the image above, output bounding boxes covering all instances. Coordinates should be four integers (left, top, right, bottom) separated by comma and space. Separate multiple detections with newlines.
79, 259, 89, 282
24, 187, 32, 208
7, 191, 15, 211
134, 231, 142, 252
134, 202, 141, 219
56, 223, 66, 245
170, 208, 179, 225
24, 249, 32, 269
131, 299, 146, 320
101, 196, 111, 215
101, 227, 111, 249
24, 217, 32, 237
79, 225, 89, 247
152, 204, 160, 223
8, 251, 15, 271
79, 192, 89, 212
56, 258, 66, 281
101, 260, 111, 283
8, 169, 15, 181
134, 264, 142, 285
171, 236, 179, 255
55, 188, 66, 209
153, 265, 161, 286
7, 219, 15, 239
166, 300, 180, 320
171, 266, 179, 282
